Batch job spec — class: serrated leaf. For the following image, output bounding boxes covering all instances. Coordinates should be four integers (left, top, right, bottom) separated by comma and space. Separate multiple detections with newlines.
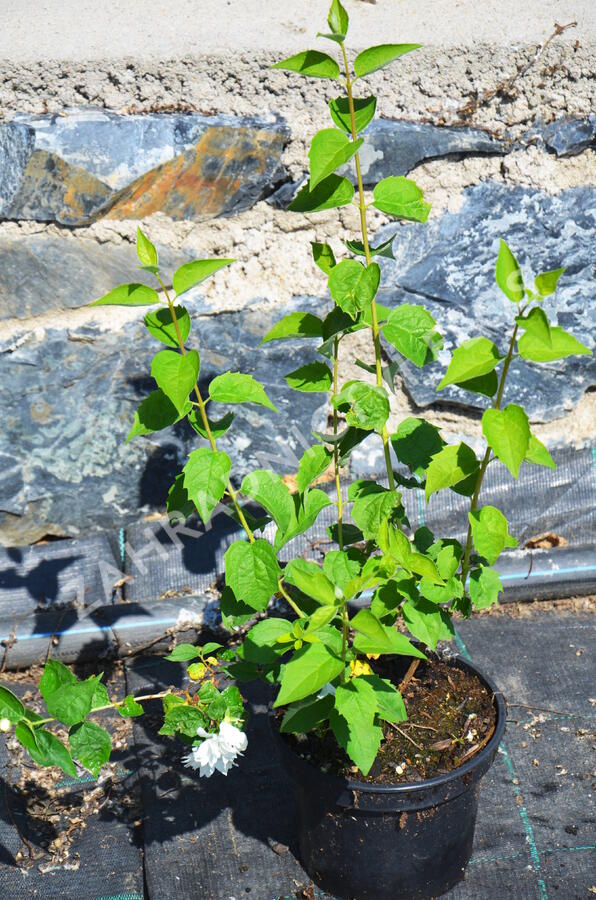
329, 95, 377, 133
297, 444, 332, 493
333, 380, 389, 431
495, 238, 524, 302
19, 726, 77, 777
391, 417, 444, 478
354, 43, 422, 78
39, 659, 76, 702
437, 337, 502, 390
283, 559, 337, 606
209, 372, 277, 411
345, 233, 395, 259
469, 506, 517, 564
275, 489, 332, 550
328, 0, 349, 36
240, 470, 294, 533
348, 480, 398, 540
159, 705, 208, 738
280, 695, 333, 734
351, 610, 425, 658
242, 618, 293, 664
482, 404, 530, 478
182, 447, 231, 524
289, 173, 354, 213
69, 721, 112, 777
173, 259, 234, 297
166, 473, 195, 524
150, 349, 199, 414
425, 443, 479, 500
144, 306, 190, 348
323, 549, 363, 593
402, 597, 454, 649
272, 50, 340, 80
136, 226, 158, 268
328, 260, 380, 319
225, 539, 281, 612
311, 242, 336, 274
373, 176, 430, 221
525, 434, 556, 469
188, 409, 234, 440
454, 371, 499, 398
361, 674, 406, 723
118, 695, 144, 718
332, 677, 381, 774
382, 304, 442, 367
274, 642, 344, 707
534, 267, 565, 297
165, 644, 201, 662
516, 307, 591, 362
285, 361, 332, 393
0, 685, 24, 724
127, 389, 191, 441
90, 283, 160, 307
309, 129, 363, 190
44, 678, 100, 727
468, 566, 503, 609
220, 586, 255, 631
262, 311, 324, 343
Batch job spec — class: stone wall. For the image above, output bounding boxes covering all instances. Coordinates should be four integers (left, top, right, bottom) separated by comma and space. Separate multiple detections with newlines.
0, 22, 595, 545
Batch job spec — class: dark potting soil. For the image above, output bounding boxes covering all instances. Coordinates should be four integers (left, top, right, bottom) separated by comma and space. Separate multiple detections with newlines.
281, 657, 497, 784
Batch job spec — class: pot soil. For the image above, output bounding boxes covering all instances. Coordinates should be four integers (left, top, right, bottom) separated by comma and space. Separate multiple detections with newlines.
271, 653, 506, 900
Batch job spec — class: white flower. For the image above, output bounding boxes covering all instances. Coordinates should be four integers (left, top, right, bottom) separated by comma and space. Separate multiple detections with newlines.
0, 717, 11, 732
182, 720, 248, 777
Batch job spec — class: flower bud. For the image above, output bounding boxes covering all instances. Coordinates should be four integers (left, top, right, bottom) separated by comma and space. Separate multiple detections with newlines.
0, 717, 11, 732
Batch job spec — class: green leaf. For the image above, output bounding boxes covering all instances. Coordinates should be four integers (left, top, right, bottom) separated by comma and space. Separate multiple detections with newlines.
437, 337, 502, 390
69, 721, 112, 777
382, 304, 442, 367
482, 404, 530, 478
280, 695, 333, 733
306, 605, 339, 633
348, 481, 399, 540
284, 559, 337, 606
242, 619, 293, 664
495, 238, 524, 302
297, 445, 332, 493
44, 678, 100, 727
328, 0, 349, 36
372, 176, 430, 221
150, 349, 199, 415
351, 609, 425, 658
309, 129, 363, 190
425, 443, 479, 500
224, 540, 281, 611
91, 682, 110, 710
136, 226, 158, 268
333, 380, 389, 431
402, 597, 454, 649
276, 490, 332, 550
240, 470, 294, 533
262, 311, 324, 343
469, 506, 517, 564
39, 659, 76, 701
166, 473, 195, 524
516, 307, 591, 362
311, 242, 337, 275
285, 361, 332, 393
332, 677, 381, 774
534, 267, 565, 297
18, 725, 76, 777
173, 258, 234, 297
525, 434, 556, 469
0, 685, 24, 724
327, 522, 363, 545
209, 372, 277, 411
165, 644, 201, 662
329, 95, 377, 133
144, 306, 190, 348
323, 549, 363, 593
328, 260, 380, 319
220, 586, 255, 630
272, 50, 340, 80
182, 447, 230, 524
361, 674, 407, 723
159, 705, 208, 738
468, 566, 503, 609
90, 283, 160, 307
453, 371, 498, 398
354, 43, 421, 78
188, 409, 234, 440
289, 173, 354, 212
118, 695, 144, 718
345, 233, 395, 259
391, 417, 444, 479
127, 389, 191, 442
274, 643, 344, 707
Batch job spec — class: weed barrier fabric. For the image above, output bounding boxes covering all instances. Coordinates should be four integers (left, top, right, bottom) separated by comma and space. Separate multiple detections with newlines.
124, 607, 595, 900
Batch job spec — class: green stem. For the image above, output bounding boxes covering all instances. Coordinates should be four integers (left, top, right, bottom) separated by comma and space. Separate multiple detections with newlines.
460, 323, 520, 588
277, 578, 306, 619
332, 335, 344, 551
156, 275, 255, 543
340, 44, 395, 492
31, 689, 176, 728
340, 605, 350, 683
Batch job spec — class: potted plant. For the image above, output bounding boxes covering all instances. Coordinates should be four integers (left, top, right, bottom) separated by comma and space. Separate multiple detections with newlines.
0, 2, 591, 898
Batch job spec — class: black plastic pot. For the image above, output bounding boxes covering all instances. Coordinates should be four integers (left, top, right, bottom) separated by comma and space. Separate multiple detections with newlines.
271, 653, 506, 900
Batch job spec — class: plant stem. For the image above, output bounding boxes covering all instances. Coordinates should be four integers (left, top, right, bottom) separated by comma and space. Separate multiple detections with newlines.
340, 605, 350, 683
31, 689, 175, 728
332, 335, 344, 551
341, 44, 395, 492
156, 275, 254, 543
460, 323, 520, 588
277, 578, 306, 619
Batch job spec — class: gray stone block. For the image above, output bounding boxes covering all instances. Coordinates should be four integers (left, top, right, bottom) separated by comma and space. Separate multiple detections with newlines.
541, 114, 596, 157
0, 122, 35, 215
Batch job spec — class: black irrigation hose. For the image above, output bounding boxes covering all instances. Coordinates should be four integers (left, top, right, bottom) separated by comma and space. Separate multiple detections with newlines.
0, 546, 594, 670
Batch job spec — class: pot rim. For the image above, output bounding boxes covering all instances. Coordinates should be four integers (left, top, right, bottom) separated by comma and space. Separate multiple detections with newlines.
270, 649, 506, 796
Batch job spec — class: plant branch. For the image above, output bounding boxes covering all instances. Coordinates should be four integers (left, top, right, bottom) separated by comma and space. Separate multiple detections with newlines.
332, 335, 344, 551
277, 578, 306, 619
